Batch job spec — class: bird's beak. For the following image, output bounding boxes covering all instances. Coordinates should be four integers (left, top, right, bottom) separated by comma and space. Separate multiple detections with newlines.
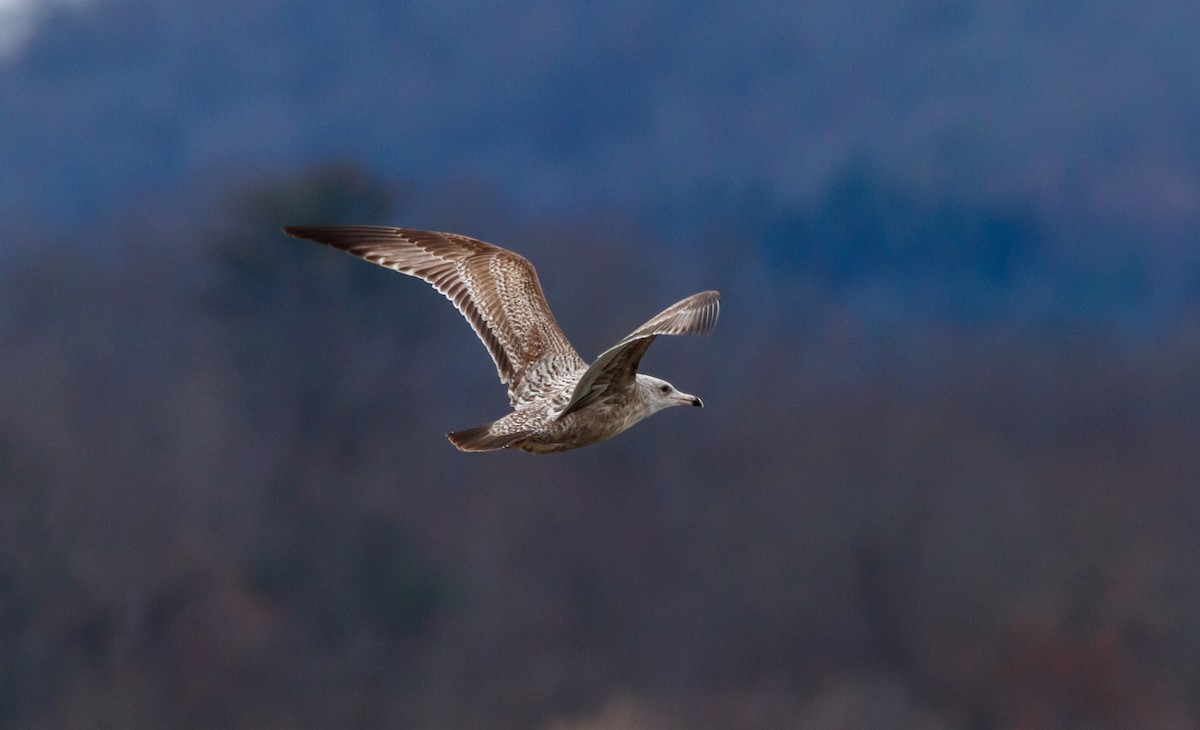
679, 393, 703, 407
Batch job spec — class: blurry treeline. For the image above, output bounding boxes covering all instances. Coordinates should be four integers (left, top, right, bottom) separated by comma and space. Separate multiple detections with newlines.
5, 0, 1200, 249
2, 163, 1199, 728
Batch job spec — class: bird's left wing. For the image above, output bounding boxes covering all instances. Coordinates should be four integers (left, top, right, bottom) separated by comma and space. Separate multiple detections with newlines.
283, 225, 585, 403
558, 290, 719, 418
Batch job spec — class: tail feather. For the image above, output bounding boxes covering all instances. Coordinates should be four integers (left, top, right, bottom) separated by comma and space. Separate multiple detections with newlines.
446, 423, 531, 452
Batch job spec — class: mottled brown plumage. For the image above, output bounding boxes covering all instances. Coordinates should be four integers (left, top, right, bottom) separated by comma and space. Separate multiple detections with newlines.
283, 225, 719, 453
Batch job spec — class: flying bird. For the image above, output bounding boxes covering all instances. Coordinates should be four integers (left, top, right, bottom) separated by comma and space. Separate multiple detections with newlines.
282, 225, 719, 453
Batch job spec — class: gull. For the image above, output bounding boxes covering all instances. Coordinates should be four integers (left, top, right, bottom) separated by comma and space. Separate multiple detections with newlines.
283, 226, 719, 453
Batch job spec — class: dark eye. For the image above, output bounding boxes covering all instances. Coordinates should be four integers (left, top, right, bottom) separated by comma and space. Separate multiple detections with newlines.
660, 385, 671, 394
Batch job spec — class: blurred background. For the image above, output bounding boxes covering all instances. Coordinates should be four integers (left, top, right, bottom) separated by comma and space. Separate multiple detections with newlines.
2, 0, 1200, 727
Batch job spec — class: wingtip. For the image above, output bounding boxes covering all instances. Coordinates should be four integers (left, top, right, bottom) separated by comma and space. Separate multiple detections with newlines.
282, 225, 315, 239
282, 225, 348, 247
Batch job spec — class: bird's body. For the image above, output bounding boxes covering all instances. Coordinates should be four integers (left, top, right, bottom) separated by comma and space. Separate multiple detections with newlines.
282, 225, 719, 453
480, 373, 686, 453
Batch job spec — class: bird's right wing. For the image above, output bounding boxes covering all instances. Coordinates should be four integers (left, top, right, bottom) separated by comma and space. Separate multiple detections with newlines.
559, 290, 719, 418
283, 226, 585, 402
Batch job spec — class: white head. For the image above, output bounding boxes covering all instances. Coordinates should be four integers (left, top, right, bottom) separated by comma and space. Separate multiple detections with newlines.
636, 374, 704, 414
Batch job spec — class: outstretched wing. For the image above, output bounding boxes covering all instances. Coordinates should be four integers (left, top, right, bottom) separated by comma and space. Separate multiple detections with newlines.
283, 225, 585, 402
559, 290, 719, 417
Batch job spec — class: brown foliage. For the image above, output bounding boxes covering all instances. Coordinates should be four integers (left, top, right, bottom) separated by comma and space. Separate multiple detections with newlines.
2, 169, 1198, 728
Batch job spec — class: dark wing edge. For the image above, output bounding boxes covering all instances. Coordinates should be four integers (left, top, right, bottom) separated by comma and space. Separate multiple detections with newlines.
282, 225, 583, 394
558, 290, 719, 418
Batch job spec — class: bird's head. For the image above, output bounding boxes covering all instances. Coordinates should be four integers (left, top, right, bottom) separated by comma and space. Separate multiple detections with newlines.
637, 374, 703, 413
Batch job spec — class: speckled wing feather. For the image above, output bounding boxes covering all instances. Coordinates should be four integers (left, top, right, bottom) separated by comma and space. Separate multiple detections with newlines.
559, 290, 719, 417
283, 225, 585, 402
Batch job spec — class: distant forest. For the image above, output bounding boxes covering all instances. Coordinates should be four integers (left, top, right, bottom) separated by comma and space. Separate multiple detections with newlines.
2, 163, 1199, 727
3, 0, 1200, 315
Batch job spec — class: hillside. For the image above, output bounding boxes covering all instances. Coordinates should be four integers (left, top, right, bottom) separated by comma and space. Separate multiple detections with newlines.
3, 0, 1198, 257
